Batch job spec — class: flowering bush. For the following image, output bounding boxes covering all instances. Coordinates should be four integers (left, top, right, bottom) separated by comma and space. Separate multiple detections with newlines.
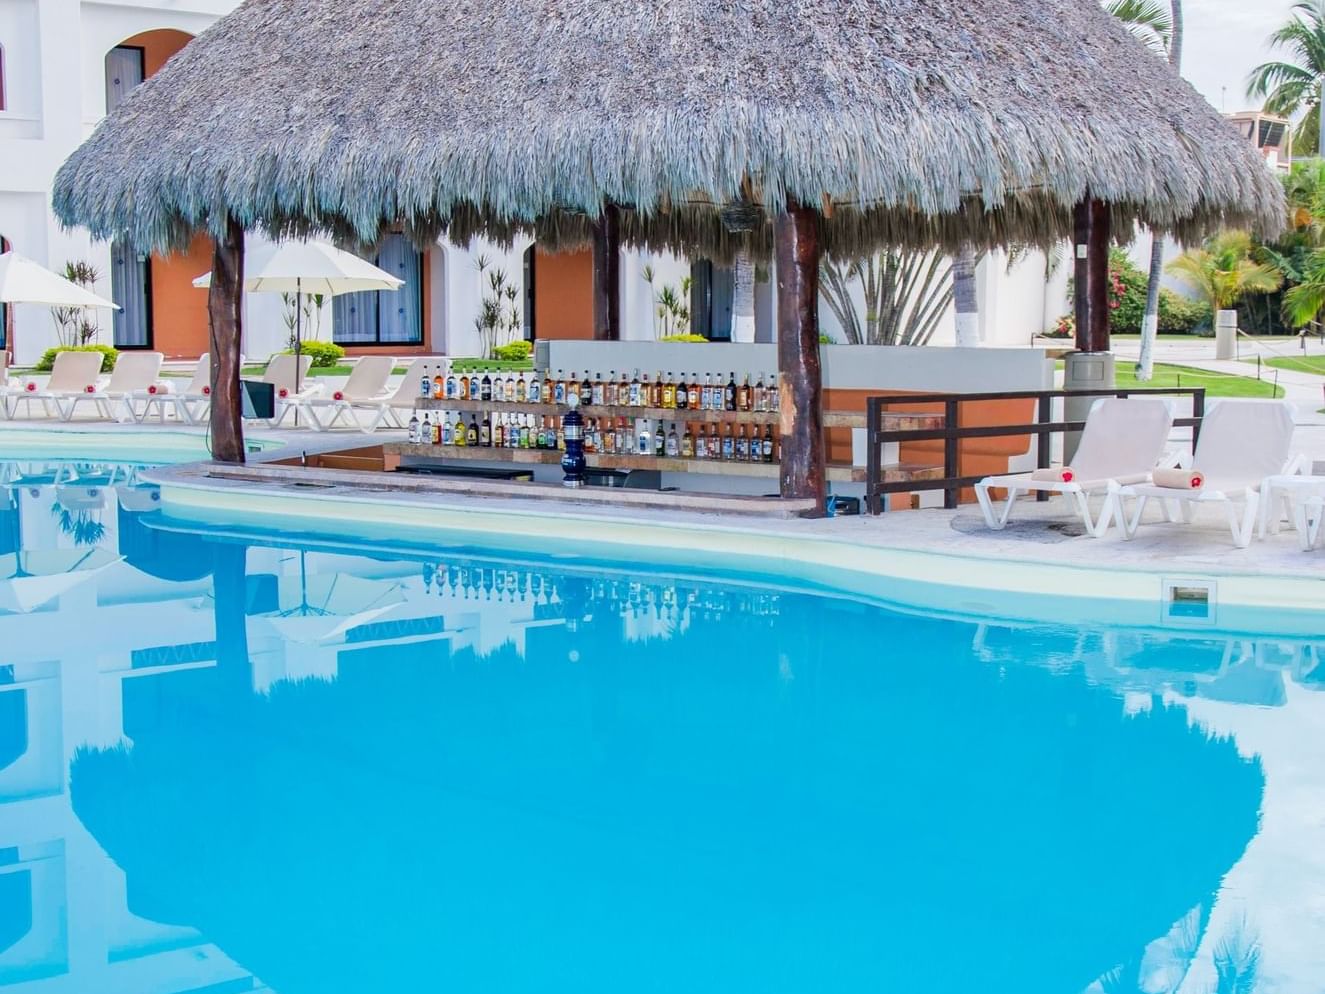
1046, 315, 1074, 339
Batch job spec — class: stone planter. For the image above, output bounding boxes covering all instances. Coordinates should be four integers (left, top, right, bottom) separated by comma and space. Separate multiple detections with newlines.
1215, 309, 1238, 360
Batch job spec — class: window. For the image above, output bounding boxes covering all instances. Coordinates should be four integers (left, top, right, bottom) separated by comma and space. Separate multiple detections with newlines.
333, 234, 423, 345
689, 260, 734, 341
0, 236, 10, 351
522, 245, 536, 340
106, 46, 152, 348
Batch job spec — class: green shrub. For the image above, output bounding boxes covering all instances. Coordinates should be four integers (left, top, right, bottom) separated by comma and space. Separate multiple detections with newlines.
659, 334, 709, 343
284, 340, 345, 368
36, 344, 118, 373
819, 333, 837, 345
1157, 291, 1212, 334
492, 339, 533, 361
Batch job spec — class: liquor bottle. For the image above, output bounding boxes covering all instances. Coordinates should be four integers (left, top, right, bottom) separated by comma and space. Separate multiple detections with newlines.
507, 373, 518, 402
708, 422, 719, 459
421, 367, 433, 399
432, 415, 443, 445
408, 411, 420, 443
681, 424, 694, 458
466, 415, 479, 446
445, 370, 459, 399
619, 370, 630, 407
603, 371, 616, 407
544, 370, 555, 403
630, 369, 642, 407
662, 373, 676, 410
566, 372, 579, 405
637, 420, 651, 455
694, 424, 706, 459
753, 374, 765, 412
762, 424, 775, 463
534, 416, 545, 449
689, 373, 701, 412
622, 418, 634, 454
652, 371, 664, 407
725, 372, 737, 412
480, 413, 491, 446
581, 370, 593, 406
665, 423, 679, 457
452, 414, 464, 446
459, 373, 470, 400
722, 423, 734, 460
469, 373, 481, 401
529, 373, 542, 403
770, 373, 780, 411
515, 373, 527, 403
510, 414, 521, 448
557, 417, 566, 450
675, 373, 688, 410
737, 375, 751, 412
481, 371, 493, 402
604, 419, 617, 455
654, 420, 665, 458
736, 423, 749, 460
494, 417, 505, 448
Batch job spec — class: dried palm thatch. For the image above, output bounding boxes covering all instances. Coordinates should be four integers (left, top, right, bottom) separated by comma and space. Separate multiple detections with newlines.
54, 0, 1283, 260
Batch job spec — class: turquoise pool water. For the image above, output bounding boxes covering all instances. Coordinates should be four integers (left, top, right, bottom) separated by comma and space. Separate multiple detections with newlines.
2, 463, 1323, 993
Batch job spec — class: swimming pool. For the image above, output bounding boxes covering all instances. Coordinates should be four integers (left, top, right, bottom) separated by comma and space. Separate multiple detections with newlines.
2, 465, 1323, 993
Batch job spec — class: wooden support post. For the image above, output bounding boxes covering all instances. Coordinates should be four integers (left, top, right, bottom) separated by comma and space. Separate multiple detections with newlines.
775, 200, 826, 516
1088, 199, 1112, 353
208, 216, 246, 463
1072, 199, 1092, 353
591, 203, 621, 341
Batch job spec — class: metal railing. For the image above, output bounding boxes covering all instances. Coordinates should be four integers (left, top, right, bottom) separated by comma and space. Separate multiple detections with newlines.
864, 387, 1206, 514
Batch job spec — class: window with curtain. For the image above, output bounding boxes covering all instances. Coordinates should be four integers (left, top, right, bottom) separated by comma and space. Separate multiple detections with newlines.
333, 235, 423, 345
689, 259, 734, 341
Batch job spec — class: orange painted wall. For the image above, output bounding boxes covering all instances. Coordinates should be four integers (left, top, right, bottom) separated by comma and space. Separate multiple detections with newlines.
534, 247, 593, 340
119, 30, 212, 355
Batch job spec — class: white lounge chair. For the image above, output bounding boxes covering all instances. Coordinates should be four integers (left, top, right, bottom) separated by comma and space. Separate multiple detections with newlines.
260, 354, 319, 426
1116, 400, 1301, 548
340, 358, 432, 432
59, 351, 163, 422
975, 397, 1173, 538
296, 355, 397, 430
2, 351, 105, 420
135, 353, 233, 425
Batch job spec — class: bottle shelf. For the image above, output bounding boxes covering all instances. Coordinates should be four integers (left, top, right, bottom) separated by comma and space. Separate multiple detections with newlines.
413, 397, 782, 424
383, 442, 943, 485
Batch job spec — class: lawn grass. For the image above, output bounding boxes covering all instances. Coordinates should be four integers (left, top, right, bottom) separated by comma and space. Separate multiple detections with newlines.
1260, 355, 1325, 376
1056, 360, 1283, 398
240, 364, 409, 376
449, 358, 535, 372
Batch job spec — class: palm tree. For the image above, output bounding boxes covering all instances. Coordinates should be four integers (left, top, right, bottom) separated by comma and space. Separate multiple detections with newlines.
951, 247, 980, 346
1168, 231, 1284, 315
730, 251, 756, 342
1247, 0, 1325, 157
1127, 0, 1181, 381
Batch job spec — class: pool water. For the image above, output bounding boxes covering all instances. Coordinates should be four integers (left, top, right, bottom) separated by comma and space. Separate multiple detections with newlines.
2, 464, 1324, 993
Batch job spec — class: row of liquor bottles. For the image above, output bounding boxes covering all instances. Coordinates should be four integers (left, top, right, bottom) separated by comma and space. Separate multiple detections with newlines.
419, 366, 780, 412
407, 410, 777, 462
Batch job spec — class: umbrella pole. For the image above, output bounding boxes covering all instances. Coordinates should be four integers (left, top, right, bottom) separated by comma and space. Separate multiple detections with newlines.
295, 276, 302, 427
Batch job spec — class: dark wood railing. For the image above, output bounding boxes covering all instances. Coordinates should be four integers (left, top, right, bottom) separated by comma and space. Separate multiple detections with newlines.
864, 387, 1206, 514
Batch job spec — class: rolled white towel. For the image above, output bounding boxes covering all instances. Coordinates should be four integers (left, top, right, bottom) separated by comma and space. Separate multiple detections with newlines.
146, 380, 174, 396
1030, 466, 1076, 484
1151, 467, 1205, 490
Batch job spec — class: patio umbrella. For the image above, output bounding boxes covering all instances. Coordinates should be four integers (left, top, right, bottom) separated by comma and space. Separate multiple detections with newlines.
0, 548, 121, 613
0, 251, 119, 309
193, 240, 402, 398
252, 552, 405, 643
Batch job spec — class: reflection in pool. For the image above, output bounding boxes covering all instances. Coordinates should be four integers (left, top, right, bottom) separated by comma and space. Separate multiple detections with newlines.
1, 468, 1323, 993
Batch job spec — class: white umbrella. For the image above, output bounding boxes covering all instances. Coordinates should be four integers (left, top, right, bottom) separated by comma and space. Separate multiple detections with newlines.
193, 240, 402, 397
0, 251, 119, 309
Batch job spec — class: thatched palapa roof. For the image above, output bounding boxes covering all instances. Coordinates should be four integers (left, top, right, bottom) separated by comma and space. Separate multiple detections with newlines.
54, 0, 1284, 259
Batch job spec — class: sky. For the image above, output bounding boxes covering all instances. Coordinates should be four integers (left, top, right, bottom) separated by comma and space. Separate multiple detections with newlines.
1181, 0, 1302, 113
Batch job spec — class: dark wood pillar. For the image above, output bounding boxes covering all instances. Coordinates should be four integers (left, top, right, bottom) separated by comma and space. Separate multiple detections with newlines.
1072, 198, 1112, 353
1087, 199, 1112, 352
775, 200, 826, 516
208, 216, 246, 463
591, 203, 621, 340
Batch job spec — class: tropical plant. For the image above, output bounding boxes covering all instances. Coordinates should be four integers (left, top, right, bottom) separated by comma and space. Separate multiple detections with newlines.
50, 261, 104, 347
281, 339, 344, 368
1167, 232, 1284, 313
474, 256, 523, 357
951, 245, 980, 346
1105, 0, 1174, 54
1247, 0, 1325, 156
819, 250, 960, 346
641, 267, 692, 338
280, 290, 326, 351
731, 251, 756, 342
35, 344, 118, 372
50, 500, 107, 547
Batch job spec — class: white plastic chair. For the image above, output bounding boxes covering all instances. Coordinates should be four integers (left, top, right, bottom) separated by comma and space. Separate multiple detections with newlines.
297, 356, 397, 430
340, 358, 436, 432
59, 351, 163, 422
136, 353, 220, 424
1115, 400, 1300, 548
2, 351, 106, 420
975, 397, 1174, 537
261, 354, 319, 426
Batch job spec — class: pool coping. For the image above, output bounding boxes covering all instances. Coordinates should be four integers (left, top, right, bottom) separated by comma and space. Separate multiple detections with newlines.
146, 460, 1325, 637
